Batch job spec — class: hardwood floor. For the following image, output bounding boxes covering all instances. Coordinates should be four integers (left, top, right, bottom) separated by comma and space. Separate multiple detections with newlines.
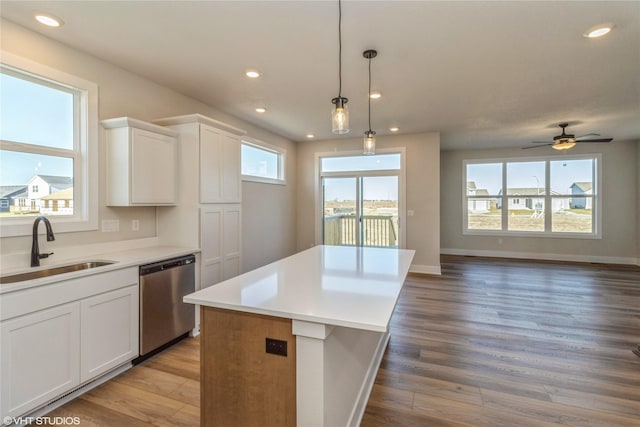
363, 256, 640, 427
47, 256, 640, 426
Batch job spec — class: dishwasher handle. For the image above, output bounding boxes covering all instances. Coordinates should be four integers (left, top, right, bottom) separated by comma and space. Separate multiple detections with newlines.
140, 255, 195, 276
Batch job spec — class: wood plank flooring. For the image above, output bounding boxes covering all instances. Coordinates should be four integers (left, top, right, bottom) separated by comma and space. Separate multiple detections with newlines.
47, 256, 640, 426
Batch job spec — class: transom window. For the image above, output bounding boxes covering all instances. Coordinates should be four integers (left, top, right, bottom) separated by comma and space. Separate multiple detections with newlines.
463, 155, 600, 237
241, 139, 286, 184
0, 52, 98, 236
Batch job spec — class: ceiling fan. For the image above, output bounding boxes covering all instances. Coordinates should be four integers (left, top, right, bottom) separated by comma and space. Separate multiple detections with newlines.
523, 123, 613, 151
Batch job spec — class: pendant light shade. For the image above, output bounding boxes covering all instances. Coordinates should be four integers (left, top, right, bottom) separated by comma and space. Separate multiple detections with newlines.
363, 49, 377, 155
332, 97, 349, 134
364, 130, 376, 155
331, 0, 349, 134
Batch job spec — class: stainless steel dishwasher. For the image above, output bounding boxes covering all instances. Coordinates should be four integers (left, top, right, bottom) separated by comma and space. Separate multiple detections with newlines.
139, 254, 195, 356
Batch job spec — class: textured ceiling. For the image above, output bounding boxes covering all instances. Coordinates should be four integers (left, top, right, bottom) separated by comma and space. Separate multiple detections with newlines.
2, 1, 639, 150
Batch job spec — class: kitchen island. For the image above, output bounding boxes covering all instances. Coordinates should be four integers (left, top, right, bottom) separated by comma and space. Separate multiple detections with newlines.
184, 245, 415, 427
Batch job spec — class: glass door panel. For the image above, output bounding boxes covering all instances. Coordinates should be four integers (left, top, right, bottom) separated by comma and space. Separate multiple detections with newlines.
322, 177, 358, 246
362, 176, 398, 247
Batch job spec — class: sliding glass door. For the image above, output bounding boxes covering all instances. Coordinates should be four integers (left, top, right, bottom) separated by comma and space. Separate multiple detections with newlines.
322, 177, 358, 246
322, 175, 399, 248
362, 176, 399, 247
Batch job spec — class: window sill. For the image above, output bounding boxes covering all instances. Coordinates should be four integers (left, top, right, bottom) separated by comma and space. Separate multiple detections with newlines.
241, 175, 286, 186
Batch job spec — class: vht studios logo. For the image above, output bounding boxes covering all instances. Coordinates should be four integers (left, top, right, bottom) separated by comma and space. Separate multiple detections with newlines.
3, 416, 80, 426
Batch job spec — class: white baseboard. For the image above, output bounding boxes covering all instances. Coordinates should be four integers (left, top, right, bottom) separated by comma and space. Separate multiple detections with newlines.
441, 248, 638, 266
410, 264, 442, 275
21, 362, 132, 422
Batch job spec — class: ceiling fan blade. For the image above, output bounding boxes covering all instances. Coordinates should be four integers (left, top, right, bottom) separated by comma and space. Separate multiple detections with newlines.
576, 133, 600, 138
576, 138, 613, 143
531, 141, 552, 144
522, 144, 552, 150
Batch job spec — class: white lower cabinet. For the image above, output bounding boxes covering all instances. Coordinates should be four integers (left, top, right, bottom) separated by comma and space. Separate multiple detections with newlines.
80, 285, 139, 382
0, 269, 139, 421
1, 303, 81, 419
200, 204, 241, 288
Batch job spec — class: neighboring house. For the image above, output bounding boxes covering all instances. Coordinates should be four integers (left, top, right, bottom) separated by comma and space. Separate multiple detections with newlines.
40, 188, 74, 215
570, 182, 593, 209
20, 175, 73, 214
0, 185, 27, 213
497, 187, 568, 212
467, 181, 492, 212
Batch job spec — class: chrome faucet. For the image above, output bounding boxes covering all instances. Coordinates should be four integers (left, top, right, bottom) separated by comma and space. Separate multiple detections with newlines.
31, 216, 55, 267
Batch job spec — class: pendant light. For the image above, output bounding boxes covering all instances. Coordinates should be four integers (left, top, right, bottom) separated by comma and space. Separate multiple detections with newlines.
331, 0, 349, 134
363, 49, 377, 155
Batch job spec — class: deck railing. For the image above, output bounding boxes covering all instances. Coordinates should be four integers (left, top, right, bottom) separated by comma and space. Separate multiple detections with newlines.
324, 214, 397, 247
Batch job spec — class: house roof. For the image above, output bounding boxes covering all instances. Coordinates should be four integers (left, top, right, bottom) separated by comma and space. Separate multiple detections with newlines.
467, 182, 477, 190
41, 188, 73, 200
501, 188, 545, 196
30, 175, 73, 186
572, 182, 593, 192
0, 185, 27, 199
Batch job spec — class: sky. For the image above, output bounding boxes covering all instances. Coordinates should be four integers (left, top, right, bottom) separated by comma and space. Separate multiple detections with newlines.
467, 159, 594, 195
322, 154, 401, 201
1, 71, 75, 185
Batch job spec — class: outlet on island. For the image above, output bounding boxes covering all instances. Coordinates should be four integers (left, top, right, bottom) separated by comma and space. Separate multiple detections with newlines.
265, 338, 287, 357
132, 219, 140, 231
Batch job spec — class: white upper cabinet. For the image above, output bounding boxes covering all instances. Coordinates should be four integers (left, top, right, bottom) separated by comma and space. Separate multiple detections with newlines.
154, 114, 245, 204
103, 117, 178, 206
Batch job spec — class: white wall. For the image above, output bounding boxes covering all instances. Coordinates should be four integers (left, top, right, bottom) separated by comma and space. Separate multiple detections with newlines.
1, 19, 297, 270
296, 132, 441, 273
637, 141, 640, 265
441, 141, 639, 264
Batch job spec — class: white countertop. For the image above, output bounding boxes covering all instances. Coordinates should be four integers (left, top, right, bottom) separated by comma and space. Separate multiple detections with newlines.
0, 244, 198, 294
184, 245, 415, 332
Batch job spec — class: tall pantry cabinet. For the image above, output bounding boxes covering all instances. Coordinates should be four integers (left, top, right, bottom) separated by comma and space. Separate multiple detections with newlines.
155, 114, 245, 292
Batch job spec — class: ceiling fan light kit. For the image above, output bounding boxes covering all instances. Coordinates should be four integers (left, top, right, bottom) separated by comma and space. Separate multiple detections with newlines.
524, 123, 613, 151
331, 0, 349, 134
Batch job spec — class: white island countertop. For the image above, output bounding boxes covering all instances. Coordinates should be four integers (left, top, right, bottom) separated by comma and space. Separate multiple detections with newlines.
184, 245, 415, 332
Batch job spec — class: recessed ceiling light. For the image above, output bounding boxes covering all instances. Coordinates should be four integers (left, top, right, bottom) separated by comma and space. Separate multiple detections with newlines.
34, 13, 63, 27
255, 107, 266, 113
389, 127, 399, 132
584, 23, 614, 38
306, 134, 315, 139
245, 70, 260, 78
369, 91, 382, 99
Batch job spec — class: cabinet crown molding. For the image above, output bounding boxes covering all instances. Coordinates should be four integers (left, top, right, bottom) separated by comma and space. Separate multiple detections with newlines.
101, 117, 178, 137
153, 114, 247, 136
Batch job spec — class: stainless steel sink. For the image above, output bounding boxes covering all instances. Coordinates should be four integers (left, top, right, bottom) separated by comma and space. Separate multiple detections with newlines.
0, 261, 116, 284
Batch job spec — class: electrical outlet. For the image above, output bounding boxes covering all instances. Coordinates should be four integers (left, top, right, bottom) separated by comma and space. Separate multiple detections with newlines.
132, 219, 140, 231
265, 338, 287, 357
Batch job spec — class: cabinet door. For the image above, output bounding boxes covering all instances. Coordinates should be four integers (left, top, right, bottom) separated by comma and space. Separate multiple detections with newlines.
201, 206, 223, 288
221, 133, 241, 203
1, 303, 80, 419
131, 128, 177, 204
80, 285, 139, 382
223, 204, 242, 280
200, 126, 223, 203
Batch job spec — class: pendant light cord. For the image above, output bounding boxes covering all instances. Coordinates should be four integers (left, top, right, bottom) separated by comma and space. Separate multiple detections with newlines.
368, 55, 372, 132
338, 0, 342, 97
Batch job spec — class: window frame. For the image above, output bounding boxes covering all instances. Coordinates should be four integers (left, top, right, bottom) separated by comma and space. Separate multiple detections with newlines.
0, 51, 98, 237
240, 137, 286, 185
462, 154, 602, 239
